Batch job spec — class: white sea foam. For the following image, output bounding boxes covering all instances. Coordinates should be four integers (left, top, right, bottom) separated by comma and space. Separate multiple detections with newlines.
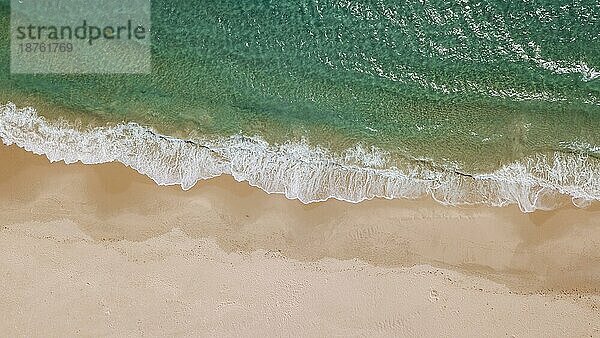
1, 102, 599, 212
560, 140, 600, 156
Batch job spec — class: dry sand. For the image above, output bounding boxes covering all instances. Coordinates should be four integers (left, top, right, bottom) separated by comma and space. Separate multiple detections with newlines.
0, 144, 599, 336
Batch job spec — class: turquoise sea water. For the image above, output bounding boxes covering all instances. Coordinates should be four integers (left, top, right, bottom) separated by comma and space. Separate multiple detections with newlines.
1, 0, 599, 211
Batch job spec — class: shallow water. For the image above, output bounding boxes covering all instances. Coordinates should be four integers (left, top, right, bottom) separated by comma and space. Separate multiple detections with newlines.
1, 0, 599, 211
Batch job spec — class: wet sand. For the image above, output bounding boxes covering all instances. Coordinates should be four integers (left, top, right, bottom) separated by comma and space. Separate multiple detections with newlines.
0, 144, 599, 336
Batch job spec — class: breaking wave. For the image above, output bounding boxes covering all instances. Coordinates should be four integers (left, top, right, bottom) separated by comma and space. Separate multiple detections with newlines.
1, 102, 599, 212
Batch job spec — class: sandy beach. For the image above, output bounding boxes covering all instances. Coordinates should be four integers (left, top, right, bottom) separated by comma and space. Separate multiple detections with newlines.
1, 143, 599, 336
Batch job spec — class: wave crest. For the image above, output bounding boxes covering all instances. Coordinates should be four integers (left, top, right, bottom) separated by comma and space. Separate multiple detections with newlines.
1, 103, 598, 212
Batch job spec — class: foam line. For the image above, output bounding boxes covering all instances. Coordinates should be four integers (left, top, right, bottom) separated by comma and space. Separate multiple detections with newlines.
1, 103, 598, 212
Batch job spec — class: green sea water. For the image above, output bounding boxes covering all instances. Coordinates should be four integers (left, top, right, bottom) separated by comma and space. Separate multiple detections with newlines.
1, 0, 599, 210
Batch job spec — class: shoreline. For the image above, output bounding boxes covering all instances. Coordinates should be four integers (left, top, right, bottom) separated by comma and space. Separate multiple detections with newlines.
1, 144, 599, 335
3, 102, 600, 212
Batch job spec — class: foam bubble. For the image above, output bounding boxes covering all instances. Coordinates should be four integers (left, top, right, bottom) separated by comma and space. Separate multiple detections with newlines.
1, 102, 599, 212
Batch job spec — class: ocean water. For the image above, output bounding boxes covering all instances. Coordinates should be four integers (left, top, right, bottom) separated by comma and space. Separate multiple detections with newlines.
1, 0, 599, 211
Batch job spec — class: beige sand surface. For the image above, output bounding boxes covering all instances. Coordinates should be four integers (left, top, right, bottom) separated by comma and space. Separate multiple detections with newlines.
1, 144, 599, 336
